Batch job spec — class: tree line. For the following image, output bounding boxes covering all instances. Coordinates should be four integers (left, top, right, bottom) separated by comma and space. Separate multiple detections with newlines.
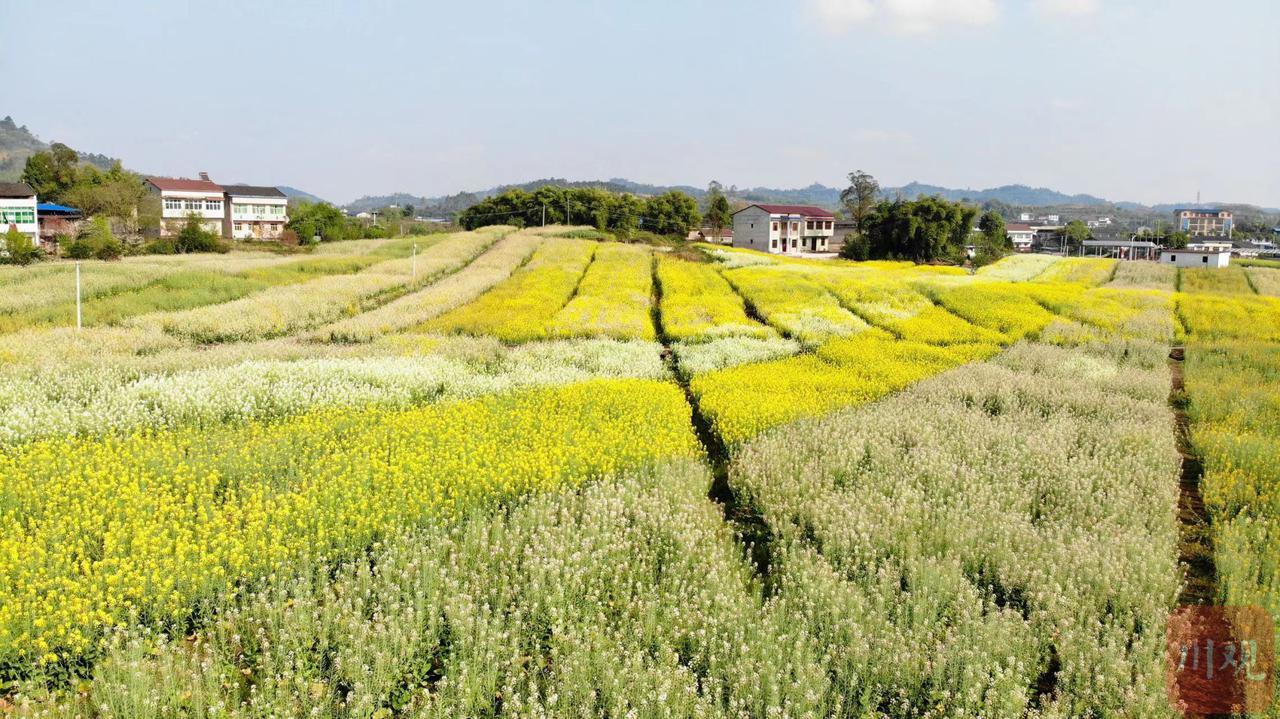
457, 185, 700, 237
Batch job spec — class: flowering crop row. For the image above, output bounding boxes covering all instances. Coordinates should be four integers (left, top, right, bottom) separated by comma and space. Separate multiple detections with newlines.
975, 254, 1061, 281
0, 335, 667, 445
655, 255, 773, 341
1245, 266, 1280, 297
917, 282, 1058, 341
425, 238, 597, 342
690, 331, 1000, 444
546, 243, 655, 340
671, 335, 801, 375
1180, 265, 1257, 295
731, 339, 1181, 717
131, 230, 503, 343
1179, 292, 1280, 709
816, 273, 1007, 345
1106, 260, 1177, 291
0, 378, 699, 673
723, 265, 872, 344
1030, 257, 1117, 286
314, 231, 541, 343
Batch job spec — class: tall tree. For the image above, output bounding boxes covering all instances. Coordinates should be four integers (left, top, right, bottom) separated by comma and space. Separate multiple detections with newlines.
1060, 220, 1091, 253
703, 181, 732, 243
21, 143, 81, 200
839, 170, 880, 242
861, 196, 976, 263
974, 210, 1010, 265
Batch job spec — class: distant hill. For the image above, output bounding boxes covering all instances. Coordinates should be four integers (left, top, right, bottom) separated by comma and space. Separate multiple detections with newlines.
0, 115, 120, 182
279, 186, 326, 204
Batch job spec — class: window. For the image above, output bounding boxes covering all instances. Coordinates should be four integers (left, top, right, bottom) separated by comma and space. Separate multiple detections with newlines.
1202, 256, 1208, 263
207, 200, 222, 212
791, 222, 798, 232
771, 239, 777, 249
185, 199, 203, 211
772, 222, 778, 231
235, 223, 244, 232
163, 197, 182, 211
806, 220, 813, 230
0, 208, 35, 224
791, 238, 797, 248
825, 221, 832, 230
1169, 256, 1175, 262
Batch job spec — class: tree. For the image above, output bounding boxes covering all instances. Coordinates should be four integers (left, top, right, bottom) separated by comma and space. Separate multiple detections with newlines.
1, 228, 39, 265
1060, 220, 1091, 252
21, 143, 80, 200
66, 217, 122, 260
1167, 230, 1190, 249
642, 191, 700, 237
703, 181, 732, 243
974, 210, 1010, 266
860, 196, 976, 263
288, 201, 351, 242
839, 170, 880, 245
175, 213, 225, 253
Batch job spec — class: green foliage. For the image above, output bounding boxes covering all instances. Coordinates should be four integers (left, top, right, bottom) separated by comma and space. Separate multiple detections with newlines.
21, 144, 145, 223
65, 217, 122, 260
974, 210, 1011, 266
20, 142, 80, 199
1, 228, 39, 265
1061, 219, 1091, 249
175, 214, 227, 253
1167, 230, 1190, 249
703, 181, 732, 238
287, 201, 352, 242
457, 185, 700, 237
861, 196, 977, 262
839, 169, 879, 243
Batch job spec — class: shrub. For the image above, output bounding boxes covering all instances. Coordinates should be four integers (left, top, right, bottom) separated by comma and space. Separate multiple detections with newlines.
1, 227, 39, 265
65, 217, 123, 260
174, 214, 228, 253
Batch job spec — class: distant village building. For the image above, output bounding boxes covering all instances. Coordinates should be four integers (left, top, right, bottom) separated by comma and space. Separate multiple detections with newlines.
1160, 248, 1230, 268
36, 202, 84, 249
223, 185, 289, 240
732, 204, 835, 254
1005, 222, 1036, 252
0, 182, 39, 245
1186, 238, 1233, 252
687, 227, 733, 244
1082, 238, 1157, 260
146, 173, 226, 237
1175, 208, 1233, 238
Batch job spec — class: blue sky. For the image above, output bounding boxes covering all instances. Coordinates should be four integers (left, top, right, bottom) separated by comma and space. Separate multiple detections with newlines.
3, 0, 1277, 206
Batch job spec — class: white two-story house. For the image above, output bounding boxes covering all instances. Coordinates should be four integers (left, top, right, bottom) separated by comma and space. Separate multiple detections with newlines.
145, 173, 226, 236
223, 185, 289, 240
732, 204, 835, 254
0, 182, 39, 246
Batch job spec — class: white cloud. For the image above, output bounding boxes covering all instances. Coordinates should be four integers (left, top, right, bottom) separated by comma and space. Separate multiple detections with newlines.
1033, 0, 1101, 17
812, 0, 999, 34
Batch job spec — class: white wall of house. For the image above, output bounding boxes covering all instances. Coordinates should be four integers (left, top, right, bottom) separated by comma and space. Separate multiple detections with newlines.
227, 196, 289, 239
0, 194, 39, 242
152, 187, 225, 235
1160, 250, 1230, 268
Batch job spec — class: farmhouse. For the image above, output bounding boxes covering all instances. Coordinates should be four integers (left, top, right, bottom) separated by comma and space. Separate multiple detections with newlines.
687, 227, 734, 244
1175, 208, 1233, 238
1160, 248, 1230, 268
37, 202, 84, 250
1005, 222, 1035, 252
223, 185, 289, 240
146, 173, 226, 237
732, 204, 835, 254
0, 182, 39, 244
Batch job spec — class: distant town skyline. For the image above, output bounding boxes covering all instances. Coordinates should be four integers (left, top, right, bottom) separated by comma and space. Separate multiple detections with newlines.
3, 0, 1277, 207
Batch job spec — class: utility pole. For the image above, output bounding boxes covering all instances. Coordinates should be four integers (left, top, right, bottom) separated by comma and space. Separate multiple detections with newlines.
75, 261, 82, 330
542, 204, 546, 227
565, 198, 570, 226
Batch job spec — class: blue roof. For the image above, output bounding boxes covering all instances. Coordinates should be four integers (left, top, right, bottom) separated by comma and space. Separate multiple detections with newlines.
37, 202, 80, 214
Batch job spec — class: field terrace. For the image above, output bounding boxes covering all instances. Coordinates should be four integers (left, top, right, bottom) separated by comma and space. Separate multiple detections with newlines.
0, 231, 1274, 718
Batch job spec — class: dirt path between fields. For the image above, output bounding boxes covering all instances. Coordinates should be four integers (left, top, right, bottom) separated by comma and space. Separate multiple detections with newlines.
1168, 346, 1217, 606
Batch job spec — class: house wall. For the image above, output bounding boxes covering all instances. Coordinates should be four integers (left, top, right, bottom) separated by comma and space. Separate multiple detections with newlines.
152, 186, 226, 237
1160, 251, 1231, 268
226, 196, 289, 240
732, 206, 773, 252
0, 195, 39, 242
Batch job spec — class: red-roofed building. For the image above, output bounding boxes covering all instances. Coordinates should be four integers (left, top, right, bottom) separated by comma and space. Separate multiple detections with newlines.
145, 172, 226, 237
1005, 222, 1036, 252
731, 204, 836, 253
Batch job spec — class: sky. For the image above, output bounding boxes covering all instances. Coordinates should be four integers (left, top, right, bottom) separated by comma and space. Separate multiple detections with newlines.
3, 0, 1277, 207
